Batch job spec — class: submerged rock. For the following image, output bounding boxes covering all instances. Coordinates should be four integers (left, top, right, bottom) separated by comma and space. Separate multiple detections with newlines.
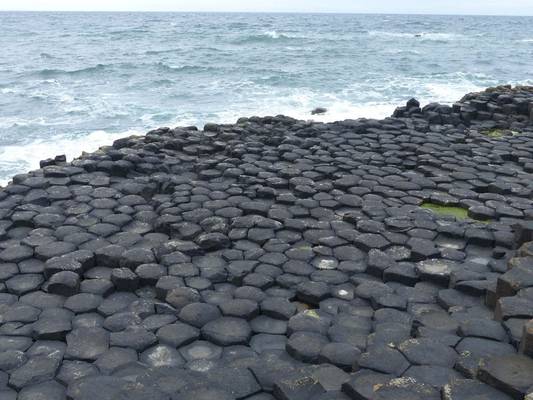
311, 107, 328, 115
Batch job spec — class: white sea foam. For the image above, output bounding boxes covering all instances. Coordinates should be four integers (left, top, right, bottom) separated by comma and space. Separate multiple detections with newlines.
0, 87, 18, 95
169, 77, 487, 130
0, 116, 50, 129
234, 30, 298, 44
267, 92, 395, 122
344, 72, 490, 106
423, 81, 486, 103
384, 48, 422, 55
0, 71, 492, 186
0, 129, 143, 186
175, 90, 397, 127
419, 32, 465, 40
262, 30, 300, 39
0, 73, 512, 186
264, 30, 282, 39
58, 94, 75, 103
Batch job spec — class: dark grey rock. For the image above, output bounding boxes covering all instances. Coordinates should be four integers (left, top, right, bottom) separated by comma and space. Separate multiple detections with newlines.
261, 297, 297, 320
286, 331, 329, 363
478, 354, 533, 399
17, 380, 66, 400
455, 337, 516, 378
179, 340, 223, 361
398, 338, 457, 367
57, 360, 99, 385
442, 378, 513, 400
0, 350, 27, 371
178, 302, 221, 328
319, 342, 361, 370
64, 293, 103, 313
458, 318, 508, 342
371, 377, 440, 399
403, 365, 462, 389
251, 315, 287, 334
157, 322, 199, 348
111, 267, 140, 291
46, 271, 80, 296
103, 312, 142, 332
342, 370, 393, 400
140, 344, 185, 368
203, 366, 261, 399
66, 327, 109, 361
9, 355, 62, 390
32, 317, 72, 340
94, 347, 138, 374
119, 247, 156, 269
202, 317, 251, 346
5, 273, 43, 295
165, 287, 201, 310
109, 326, 157, 351
357, 345, 410, 376
219, 299, 259, 320
176, 387, 235, 400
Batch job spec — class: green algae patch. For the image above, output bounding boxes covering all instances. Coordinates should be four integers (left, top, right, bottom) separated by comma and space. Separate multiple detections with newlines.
482, 129, 520, 138
421, 203, 469, 220
421, 202, 491, 223
485, 129, 505, 138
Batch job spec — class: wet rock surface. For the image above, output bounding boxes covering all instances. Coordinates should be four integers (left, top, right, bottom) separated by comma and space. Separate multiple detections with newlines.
1, 85, 533, 399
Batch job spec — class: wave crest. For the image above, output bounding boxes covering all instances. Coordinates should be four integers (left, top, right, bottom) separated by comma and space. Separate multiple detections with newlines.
155, 62, 215, 74
233, 31, 296, 44
36, 64, 107, 77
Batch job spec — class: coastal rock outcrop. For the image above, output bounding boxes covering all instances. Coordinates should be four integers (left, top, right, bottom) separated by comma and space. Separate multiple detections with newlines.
0, 86, 533, 399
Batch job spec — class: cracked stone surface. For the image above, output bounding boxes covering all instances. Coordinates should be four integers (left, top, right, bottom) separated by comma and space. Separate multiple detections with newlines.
0, 86, 533, 399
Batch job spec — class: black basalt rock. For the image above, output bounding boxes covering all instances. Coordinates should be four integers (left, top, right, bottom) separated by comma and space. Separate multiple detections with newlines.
1, 85, 533, 397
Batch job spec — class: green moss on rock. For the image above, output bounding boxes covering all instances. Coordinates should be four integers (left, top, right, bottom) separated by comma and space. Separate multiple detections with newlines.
421, 203, 469, 220
420, 201, 491, 224
421, 202, 491, 223
482, 129, 520, 138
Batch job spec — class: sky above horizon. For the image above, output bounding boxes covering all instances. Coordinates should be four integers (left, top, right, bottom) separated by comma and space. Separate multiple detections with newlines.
1, 0, 533, 15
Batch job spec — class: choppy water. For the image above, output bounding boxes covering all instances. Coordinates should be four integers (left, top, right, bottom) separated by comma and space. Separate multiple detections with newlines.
1, 12, 532, 184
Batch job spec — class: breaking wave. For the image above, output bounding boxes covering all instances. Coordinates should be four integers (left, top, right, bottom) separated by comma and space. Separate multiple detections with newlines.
0, 129, 143, 186
233, 30, 298, 44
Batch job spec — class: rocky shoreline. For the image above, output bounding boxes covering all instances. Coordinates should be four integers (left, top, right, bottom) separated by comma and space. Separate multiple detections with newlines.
1, 86, 533, 399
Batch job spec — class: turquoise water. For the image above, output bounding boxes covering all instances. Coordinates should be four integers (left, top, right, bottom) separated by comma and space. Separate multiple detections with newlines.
0, 12, 532, 183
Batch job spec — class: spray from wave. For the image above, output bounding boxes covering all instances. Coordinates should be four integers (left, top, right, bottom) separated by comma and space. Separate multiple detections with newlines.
0, 129, 142, 186
264, 31, 284, 39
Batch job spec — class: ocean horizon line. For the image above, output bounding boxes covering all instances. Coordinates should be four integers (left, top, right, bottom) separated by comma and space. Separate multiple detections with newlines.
1, 10, 533, 17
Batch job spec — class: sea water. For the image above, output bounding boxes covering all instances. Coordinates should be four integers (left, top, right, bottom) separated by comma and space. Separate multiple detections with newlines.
0, 12, 532, 183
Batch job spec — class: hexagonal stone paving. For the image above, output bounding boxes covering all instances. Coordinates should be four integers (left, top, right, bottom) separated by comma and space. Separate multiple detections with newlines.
0, 86, 532, 399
